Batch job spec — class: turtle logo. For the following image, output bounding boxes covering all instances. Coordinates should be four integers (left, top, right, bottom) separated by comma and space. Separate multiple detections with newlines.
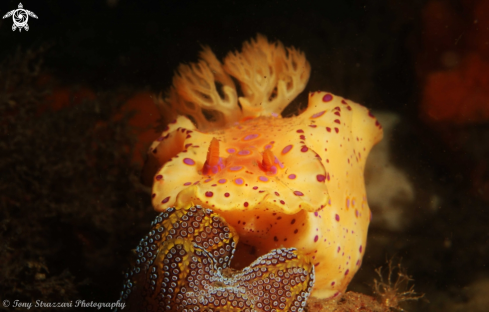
3, 3, 38, 32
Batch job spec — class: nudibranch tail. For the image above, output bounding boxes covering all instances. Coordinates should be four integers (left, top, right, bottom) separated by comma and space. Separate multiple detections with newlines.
119, 204, 315, 311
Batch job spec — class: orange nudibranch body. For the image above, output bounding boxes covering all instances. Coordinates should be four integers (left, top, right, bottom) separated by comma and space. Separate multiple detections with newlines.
148, 91, 382, 299
143, 34, 383, 300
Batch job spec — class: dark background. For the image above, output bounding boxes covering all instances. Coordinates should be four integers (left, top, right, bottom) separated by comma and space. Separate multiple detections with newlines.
0, 0, 420, 109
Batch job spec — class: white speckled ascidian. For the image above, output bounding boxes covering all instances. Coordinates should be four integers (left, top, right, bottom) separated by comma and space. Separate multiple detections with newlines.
143, 34, 383, 300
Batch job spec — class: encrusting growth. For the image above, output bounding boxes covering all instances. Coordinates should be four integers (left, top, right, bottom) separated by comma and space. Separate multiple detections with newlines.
373, 259, 424, 311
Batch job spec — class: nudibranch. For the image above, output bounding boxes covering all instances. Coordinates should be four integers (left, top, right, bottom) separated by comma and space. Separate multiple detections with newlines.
143, 34, 383, 300
119, 204, 315, 311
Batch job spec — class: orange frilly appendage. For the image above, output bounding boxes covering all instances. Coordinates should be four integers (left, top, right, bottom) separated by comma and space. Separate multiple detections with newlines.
155, 34, 311, 131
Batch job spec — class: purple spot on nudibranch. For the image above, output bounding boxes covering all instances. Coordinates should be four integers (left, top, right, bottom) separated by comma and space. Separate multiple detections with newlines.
183, 158, 195, 165
243, 134, 259, 141
335, 214, 340, 221
294, 191, 304, 196
331, 281, 336, 286
229, 166, 243, 171
316, 174, 325, 182
282, 145, 293, 154
227, 148, 236, 154
301, 146, 308, 152
204, 178, 212, 183
238, 150, 251, 156
314, 235, 319, 242
311, 110, 326, 118
224, 193, 230, 197
345, 269, 349, 276
265, 144, 272, 149
155, 174, 163, 181
205, 191, 213, 197
274, 157, 284, 169
184, 182, 191, 186
235, 178, 244, 185
218, 179, 227, 184
296, 129, 304, 133
244, 202, 249, 207
359, 245, 363, 253
259, 176, 269, 182
162, 196, 170, 204
288, 174, 296, 179
322, 94, 333, 102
